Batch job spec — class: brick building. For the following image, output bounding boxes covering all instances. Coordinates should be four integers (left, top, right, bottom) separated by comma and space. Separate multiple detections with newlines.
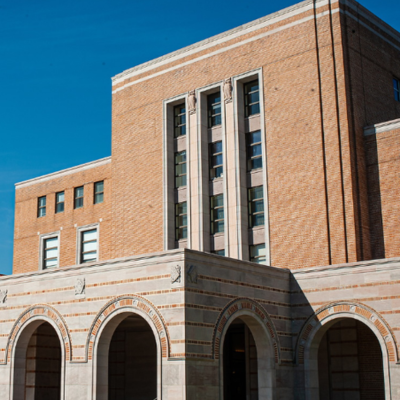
1, 0, 400, 398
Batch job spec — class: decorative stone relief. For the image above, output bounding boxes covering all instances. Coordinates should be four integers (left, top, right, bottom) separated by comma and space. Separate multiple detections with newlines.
350, 305, 356, 313
171, 265, 181, 284
187, 265, 198, 284
188, 90, 196, 114
0, 289, 7, 305
75, 278, 86, 297
223, 78, 232, 103
370, 314, 377, 322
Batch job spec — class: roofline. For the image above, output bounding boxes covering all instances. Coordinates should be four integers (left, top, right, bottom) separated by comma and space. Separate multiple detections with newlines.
15, 156, 112, 189
111, 0, 400, 86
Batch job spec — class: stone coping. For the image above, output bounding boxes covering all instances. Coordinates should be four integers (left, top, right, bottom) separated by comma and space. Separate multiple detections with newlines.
364, 118, 400, 136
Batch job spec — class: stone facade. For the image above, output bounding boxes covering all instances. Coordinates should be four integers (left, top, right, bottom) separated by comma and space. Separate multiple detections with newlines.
2, 0, 400, 399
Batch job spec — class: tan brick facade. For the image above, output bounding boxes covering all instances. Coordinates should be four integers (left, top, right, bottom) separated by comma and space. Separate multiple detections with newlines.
4, 0, 400, 399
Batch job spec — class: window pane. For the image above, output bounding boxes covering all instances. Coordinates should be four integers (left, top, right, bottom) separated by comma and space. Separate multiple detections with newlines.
252, 186, 263, 199
83, 229, 97, 241
75, 186, 83, 197
181, 227, 188, 239
38, 208, 46, 218
214, 166, 223, 178
46, 248, 58, 259
95, 181, 104, 193
39, 196, 46, 207
45, 259, 58, 268
251, 157, 263, 170
212, 141, 223, 153
249, 144, 262, 157
56, 203, 64, 213
82, 252, 97, 262
75, 198, 83, 208
95, 193, 104, 204
245, 82, 259, 94
45, 237, 58, 248
214, 249, 225, 256
247, 91, 259, 104
212, 154, 223, 166
249, 103, 260, 115
56, 192, 64, 202
83, 241, 97, 252
249, 131, 261, 144
253, 214, 265, 226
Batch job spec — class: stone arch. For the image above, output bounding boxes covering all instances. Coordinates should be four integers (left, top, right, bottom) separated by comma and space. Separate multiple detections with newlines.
212, 297, 281, 362
213, 298, 280, 400
296, 301, 396, 400
6, 304, 71, 364
86, 294, 170, 362
9, 308, 68, 400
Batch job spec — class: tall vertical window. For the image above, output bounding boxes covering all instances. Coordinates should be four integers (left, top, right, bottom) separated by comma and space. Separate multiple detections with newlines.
80, 228, 98, 263
210, 141, 223, 179
174, 103, 186, 137
248, 186, 264, 227
208, 92, 222, 127
38, 196, 46, 218
247, 130, 262, 171
74, 186, 84, 209
394, 78, 400, 102
244, 80, 260, 117
94, 181, 104, 204
55, 191, 64, 213
43, 237, 59, 269
175, 151, 187, 187
211, 194, 224, 234
175, 202, 187, 240
250, 243, 266, 264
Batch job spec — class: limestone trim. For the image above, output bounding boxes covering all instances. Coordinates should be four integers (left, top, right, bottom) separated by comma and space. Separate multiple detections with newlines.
295, 301, 398, 365
15, 156, 111, 189
364, 117, 400, 136
212, 297, 281, 363
86, 295, 171, 362
2, 304, 72, 365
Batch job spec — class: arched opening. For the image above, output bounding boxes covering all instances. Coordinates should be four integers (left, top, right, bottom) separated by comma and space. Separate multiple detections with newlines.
223, 318, 259, 400
317, 319, 385, 400
13, 320, 62, 400
96, 312, 158, 400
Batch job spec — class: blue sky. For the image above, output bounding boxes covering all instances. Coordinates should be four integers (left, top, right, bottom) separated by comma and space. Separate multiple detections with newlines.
0, 0, 399, 275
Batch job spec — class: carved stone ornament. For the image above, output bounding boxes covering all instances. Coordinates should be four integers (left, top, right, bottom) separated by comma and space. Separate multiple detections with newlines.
171, 265, 181, 284
223, 78, 233, 103
0, 289, 7, 304
188, 90, 196, 114
75, 278, 86, 296
187, 265, 198, 284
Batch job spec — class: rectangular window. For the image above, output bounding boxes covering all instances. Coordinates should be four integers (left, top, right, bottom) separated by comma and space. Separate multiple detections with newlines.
394, 78, 400, 102
74, 186, 84, 209
248, 186, 264, 227
55, 191, 64, 213
212, 249, 225, 256
244, 80, 260, 117
80, 228, 98, 263
43, 237, 59, 269
38, 196, 46, 218
174, 103, 186, 137
175, 151, 187, 187
208, 92, 222, 127
94, 181, 104, 204
247, 130, 262, 171
175, 202, 187, 240
250, 243, 266, 264
211, 194, 224, 234
210, 141, 223, 179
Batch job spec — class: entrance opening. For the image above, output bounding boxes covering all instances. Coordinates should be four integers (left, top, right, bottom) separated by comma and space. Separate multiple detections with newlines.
25, 322, 62, 400
223, 319, 258, 400
318, 319, 385, 400
108, 314, 157, 400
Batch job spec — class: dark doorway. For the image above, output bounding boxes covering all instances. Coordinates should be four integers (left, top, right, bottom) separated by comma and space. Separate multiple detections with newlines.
223, 319, 258, 400
25, 322, 62, 400
318, 319, 385, 400
108, 314, 157, 400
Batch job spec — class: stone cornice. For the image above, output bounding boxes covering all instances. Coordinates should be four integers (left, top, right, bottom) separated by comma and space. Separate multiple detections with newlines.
15, 156, 112, 189
364, 118, 400, 136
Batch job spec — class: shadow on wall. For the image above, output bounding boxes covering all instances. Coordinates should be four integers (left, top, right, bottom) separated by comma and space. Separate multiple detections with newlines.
365, 134, 385, 259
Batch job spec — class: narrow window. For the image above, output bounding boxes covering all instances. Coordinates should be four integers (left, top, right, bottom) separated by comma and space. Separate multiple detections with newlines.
247, 131, 262, 171
175, 202, 187, 240
81, 228, 98, 263
174, 103, 186, 137
250, 243, 266, 264
394, 78, 400, 102
38, 196, 46, 218
94, 181, 104, 204
55, 191, 64, 213
208, 92, 222, 127
210, 141, 223, 179
248, 186, 264, 227
74, 186, 84, 209
244, 80, 260, 117
175, 151, 187, 187
43, 237, 59, 269
211, 194, 224, 234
